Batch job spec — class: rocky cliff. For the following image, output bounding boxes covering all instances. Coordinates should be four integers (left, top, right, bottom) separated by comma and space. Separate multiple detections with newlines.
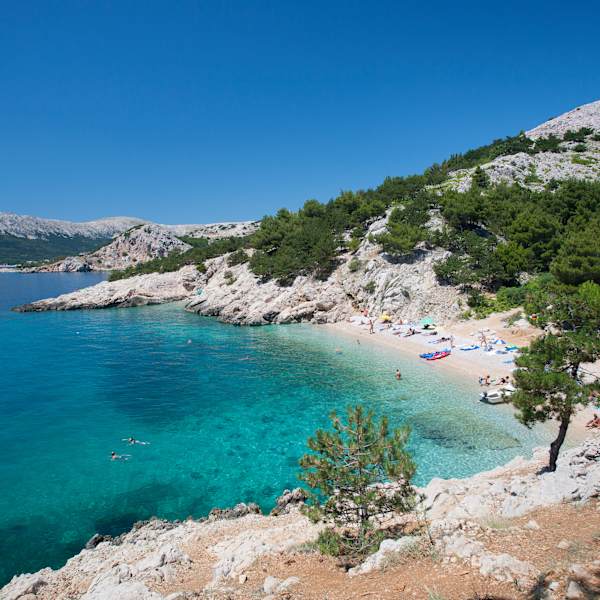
185, 212, 463, 325
3, 436, 598, 600
30, 225, 192, 272
16, 206, 463, 323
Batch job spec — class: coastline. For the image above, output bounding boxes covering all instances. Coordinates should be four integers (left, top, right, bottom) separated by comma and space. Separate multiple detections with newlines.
324, 319, 596, 444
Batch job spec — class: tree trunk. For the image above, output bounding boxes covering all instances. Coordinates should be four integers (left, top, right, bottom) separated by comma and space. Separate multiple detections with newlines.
548, 414, 570, 472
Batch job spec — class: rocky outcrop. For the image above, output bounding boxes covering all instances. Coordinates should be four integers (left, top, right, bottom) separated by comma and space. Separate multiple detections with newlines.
165, 221, 259, 239
185, 213, 463, 326
30, 224, 192, 272
445, 99, 600, 192
13, 266, 201, 311
185, 254, 353, 325
420, 436, 600, 521
337, 211, 463, 323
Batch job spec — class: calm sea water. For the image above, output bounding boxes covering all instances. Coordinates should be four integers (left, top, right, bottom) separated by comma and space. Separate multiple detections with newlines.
0, 273, 551, 584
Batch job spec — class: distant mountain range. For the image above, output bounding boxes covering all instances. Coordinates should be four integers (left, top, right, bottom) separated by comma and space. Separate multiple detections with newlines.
0, 212, 257, 264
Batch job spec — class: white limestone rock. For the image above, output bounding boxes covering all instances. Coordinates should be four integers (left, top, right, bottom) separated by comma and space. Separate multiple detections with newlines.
31, 224, 192, 272
445, 100, 600, 192
1, 571, 48, 600
13, 265, 201, 312
348, 536, 421, 575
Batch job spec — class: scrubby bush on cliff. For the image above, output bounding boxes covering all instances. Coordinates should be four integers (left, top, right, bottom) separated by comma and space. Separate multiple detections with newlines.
227, 248, 249, 266
299, 406, 417, 557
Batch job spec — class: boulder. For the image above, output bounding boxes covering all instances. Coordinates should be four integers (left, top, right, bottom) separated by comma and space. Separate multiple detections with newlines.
1, 572, 47, 600
208, 502, 262, 521
270, 488, 308, 516
349, 536, 421, 575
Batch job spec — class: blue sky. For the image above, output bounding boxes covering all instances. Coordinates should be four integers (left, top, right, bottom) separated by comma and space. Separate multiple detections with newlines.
1, 1, 599, 224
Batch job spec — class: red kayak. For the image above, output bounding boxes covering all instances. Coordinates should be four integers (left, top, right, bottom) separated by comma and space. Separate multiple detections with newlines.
426, 351, 451, 361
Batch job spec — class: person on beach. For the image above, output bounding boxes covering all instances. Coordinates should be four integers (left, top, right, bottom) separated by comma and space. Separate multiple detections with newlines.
485, 374, 491, 385
395, 369, 402, 380
586, 413, 600, 429
369, 319, 374, 334
450, 334, 455, 348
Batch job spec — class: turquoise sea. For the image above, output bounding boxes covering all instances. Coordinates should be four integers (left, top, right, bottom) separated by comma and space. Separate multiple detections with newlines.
0, 273, 552, 584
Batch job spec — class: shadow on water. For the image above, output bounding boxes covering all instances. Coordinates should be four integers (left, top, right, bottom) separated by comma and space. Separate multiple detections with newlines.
409, 410, 521, 452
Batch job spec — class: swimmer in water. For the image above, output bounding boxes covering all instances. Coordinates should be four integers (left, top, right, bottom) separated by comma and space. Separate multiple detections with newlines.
122, 437, 150, 446
395, 369, 402, 380
111, 451, 131, 461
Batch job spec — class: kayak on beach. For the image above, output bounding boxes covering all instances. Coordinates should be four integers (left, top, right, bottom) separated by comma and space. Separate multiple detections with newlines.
422, 350, 451, 361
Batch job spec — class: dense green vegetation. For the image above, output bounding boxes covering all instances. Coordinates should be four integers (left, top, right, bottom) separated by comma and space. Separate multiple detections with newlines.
300, 406, 416, 557
510, 279, 600, 470
0, 234, 111, 265
433, 179, 600, 292
107, 124, 599, 292
109, 235, 249, 281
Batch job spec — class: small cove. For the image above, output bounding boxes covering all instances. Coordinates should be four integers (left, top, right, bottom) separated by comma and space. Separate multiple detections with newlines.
0, 273, 553, 584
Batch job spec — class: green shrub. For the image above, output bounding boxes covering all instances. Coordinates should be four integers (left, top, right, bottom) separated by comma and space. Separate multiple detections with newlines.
348, 258, 361, 272
300, 406, 416, 558
573, 143, 587, 153
364, 281, 376, 294
563, 127, 593, 142
227, 248, 249, 266
315, 529, 343, 556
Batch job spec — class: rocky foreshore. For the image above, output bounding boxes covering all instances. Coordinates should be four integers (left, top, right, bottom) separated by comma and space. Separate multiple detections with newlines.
3, 436, 598, 600
13, 266, 201, 312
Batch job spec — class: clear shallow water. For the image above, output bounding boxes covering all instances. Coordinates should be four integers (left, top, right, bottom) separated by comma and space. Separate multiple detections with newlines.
0, 273, 551, 584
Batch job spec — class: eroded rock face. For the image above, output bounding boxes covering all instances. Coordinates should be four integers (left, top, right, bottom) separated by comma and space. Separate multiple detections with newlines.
185, 254, 353, 325
270, 488, 308, 516
185, 213, 464, 326
31, 224, 192, 272
13, 265, 201, 312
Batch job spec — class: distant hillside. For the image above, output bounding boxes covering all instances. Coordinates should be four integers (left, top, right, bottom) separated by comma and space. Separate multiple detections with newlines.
0, 213, 147, 264
0, 212, 258, 264
0, 233, 114, 265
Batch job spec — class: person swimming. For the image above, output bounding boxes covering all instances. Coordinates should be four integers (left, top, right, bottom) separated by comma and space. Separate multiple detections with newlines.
111, 451, 130, 461
121, 437, 150, 446
395, 369, 402, 380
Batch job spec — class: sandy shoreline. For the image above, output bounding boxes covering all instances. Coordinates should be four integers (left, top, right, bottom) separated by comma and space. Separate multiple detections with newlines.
324, 316, 597, 444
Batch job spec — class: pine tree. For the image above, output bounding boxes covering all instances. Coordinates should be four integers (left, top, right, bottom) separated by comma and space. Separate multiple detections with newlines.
511, 281, 600, 471
472, 166, 490, 189
299, 406, 416, 553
